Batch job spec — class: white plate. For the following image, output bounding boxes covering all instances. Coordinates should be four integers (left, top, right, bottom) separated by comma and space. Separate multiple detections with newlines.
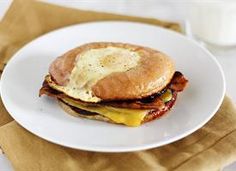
0, 21, 225, 152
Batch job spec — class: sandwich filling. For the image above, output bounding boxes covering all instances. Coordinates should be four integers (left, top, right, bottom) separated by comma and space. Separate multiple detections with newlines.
40, 72, 187, 126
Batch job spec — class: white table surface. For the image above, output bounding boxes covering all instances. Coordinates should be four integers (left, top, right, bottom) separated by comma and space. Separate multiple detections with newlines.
0, 1, 236, 170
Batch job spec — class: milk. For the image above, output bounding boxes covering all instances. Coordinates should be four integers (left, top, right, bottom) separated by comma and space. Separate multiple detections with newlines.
188, 1, 236, 46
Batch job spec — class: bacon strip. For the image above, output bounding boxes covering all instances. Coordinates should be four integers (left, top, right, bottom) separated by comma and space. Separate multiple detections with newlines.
39, 71, 188, 110
169, 71, 188, 92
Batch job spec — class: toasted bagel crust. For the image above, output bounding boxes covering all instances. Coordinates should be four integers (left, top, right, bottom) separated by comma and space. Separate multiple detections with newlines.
49, 42, 175, 101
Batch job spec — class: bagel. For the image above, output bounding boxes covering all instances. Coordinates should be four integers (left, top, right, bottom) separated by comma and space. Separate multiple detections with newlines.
40, 42, 188, 126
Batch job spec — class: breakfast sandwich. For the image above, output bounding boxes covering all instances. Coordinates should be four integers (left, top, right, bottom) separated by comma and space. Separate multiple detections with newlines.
39, 42, 188, 126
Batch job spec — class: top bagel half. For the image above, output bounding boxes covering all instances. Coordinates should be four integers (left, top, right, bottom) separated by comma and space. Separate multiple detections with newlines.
47, 42, 175, 102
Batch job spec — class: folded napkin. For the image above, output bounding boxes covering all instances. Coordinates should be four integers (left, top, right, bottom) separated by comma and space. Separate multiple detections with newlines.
1, 0, 236, 171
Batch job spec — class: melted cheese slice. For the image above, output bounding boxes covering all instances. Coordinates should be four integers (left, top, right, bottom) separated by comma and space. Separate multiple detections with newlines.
49, 47, 140, 102
62, 97, 148, 127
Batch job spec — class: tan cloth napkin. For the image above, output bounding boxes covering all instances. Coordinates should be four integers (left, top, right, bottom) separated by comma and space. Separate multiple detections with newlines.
1, 0, 236, 171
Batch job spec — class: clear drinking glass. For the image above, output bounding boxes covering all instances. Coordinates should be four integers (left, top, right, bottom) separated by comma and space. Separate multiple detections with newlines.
187, 0, 236, 52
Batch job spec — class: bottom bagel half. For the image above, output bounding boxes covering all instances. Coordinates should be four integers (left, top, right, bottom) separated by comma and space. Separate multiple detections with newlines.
57, 90, 177, 126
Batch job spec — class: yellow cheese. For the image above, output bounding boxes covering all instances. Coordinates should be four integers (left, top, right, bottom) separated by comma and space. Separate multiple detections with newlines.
48, 47, 141, 102
62, 97, 148, 127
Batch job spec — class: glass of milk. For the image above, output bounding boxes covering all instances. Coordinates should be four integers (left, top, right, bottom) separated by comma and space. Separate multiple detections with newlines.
187, 0, 236, 47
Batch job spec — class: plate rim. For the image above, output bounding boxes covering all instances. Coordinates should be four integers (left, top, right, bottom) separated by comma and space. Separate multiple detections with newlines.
0, 21, 226, 152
